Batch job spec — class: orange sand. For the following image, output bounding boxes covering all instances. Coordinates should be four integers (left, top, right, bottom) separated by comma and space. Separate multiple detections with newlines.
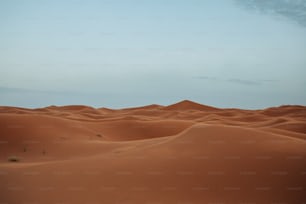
1, 100, 306, 203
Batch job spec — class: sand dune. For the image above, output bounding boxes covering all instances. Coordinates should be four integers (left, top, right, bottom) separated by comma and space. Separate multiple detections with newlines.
162, 99, 219, 111
0, 100, 306, 203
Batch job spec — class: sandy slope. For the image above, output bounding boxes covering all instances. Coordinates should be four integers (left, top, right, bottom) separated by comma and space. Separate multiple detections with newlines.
0, 100, 306, 203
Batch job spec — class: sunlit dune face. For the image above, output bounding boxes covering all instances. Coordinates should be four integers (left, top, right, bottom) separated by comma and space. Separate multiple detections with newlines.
1, 101, 306, 203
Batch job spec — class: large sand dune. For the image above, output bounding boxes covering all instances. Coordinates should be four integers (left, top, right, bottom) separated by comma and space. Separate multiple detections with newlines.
1, 100, 306, 203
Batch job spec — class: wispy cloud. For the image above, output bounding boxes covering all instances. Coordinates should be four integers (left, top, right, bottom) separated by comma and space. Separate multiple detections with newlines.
0, 86, 26, 93
0, 86, 64, 94
193, 76, 278, 86
0, 86, 104, 96
235, 0, 306, 27
0, 86, 112, 108
193, 76, 217, 80
227, 78, 261, 86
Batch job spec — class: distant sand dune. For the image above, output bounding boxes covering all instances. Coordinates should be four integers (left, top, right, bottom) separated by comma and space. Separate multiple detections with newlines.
0, 100, 306, 203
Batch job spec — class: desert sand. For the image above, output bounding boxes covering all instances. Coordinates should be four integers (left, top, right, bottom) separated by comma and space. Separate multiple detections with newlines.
0, 100, 306, 203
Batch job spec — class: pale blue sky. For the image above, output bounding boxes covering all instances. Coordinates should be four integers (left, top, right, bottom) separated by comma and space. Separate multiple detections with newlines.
0, 0, 306, 109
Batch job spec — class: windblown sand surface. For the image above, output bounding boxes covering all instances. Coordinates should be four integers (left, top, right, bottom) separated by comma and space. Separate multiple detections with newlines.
1, 100, 306, 203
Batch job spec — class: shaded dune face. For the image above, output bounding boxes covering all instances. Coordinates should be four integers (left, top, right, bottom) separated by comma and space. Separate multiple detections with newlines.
0, 101, 306, 204
93, 120, 194, 141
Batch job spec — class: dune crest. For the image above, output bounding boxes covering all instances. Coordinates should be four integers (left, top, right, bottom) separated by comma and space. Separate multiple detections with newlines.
1, 100, 306, 203
163, 100, 219, 111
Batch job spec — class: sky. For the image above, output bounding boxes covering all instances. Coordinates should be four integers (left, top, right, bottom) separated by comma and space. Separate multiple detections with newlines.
0, 0, 306, 109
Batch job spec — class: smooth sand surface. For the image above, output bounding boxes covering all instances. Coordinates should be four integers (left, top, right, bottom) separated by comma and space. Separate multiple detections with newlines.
1, 100, 306, 203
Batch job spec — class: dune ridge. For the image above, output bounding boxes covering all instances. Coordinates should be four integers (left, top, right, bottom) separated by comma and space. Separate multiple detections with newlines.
1, 100, 306, 203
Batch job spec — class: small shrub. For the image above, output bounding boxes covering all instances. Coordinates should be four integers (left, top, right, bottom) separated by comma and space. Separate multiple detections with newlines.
96, 134, 102, 138
8, 156, 19, 162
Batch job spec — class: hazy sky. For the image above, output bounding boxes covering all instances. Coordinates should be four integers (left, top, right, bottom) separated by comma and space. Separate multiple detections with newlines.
1, 0, 306, 109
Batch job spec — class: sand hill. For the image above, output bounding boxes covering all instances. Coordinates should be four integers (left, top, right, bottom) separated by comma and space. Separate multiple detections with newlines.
0, 100, 306, 203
